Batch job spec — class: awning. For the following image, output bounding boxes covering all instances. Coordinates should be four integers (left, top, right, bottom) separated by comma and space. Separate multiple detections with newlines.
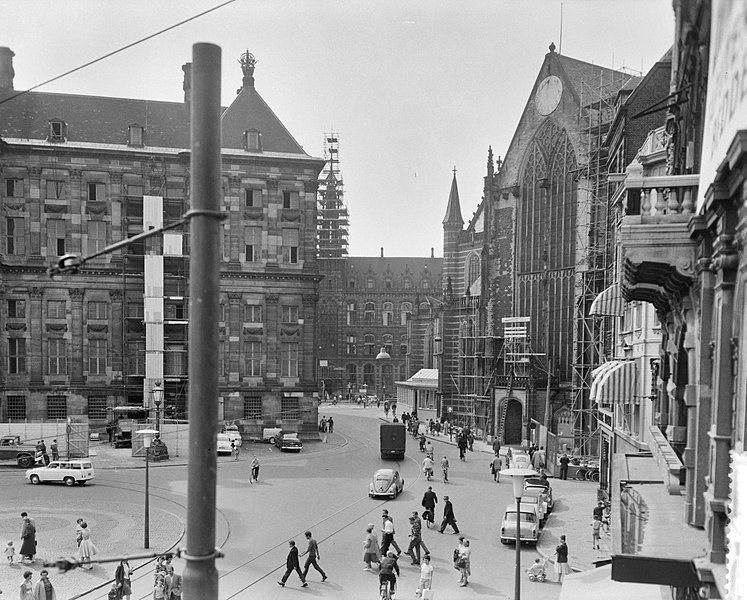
558, 564, 666, 600
590, 360, 637, 404
590, 284, 625, 317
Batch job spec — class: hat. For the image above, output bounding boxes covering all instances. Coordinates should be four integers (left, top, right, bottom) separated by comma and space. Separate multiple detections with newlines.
367, 523, 374, 529
444, 495, 449, 500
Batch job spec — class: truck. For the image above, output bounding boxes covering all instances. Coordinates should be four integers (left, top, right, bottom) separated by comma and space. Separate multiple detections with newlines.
380, 422, 406, 460
0, 435, 37, 468
107, 406, 149, 448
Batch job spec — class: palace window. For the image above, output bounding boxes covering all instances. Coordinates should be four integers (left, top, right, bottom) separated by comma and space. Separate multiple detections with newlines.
46, 180, 64, 200
244, 129, 262, 152
88, 301, 107, 320
364, 302, 375, 325
8, 339, 26, 373
347, 364, 357, 385
7, 299, 25, 319
282, 191, 299, 209
400, 302, 412, 326
346, 301, 357, 325
245, 188, 262, 207
128, 124, 144, 146
165, 344, 187, 376
245, 341, 262, 377
48, 339, 67, 375
47, 219, 67, 256
87, 221, 107, 255
244, 226, 262, 262
245, 304, 263, 323
47, 119, 67, 142
47, 395, 67, 419
363, 364, 375, 387
48, 300, 66, 319
364, 334, 375, 355
282, 305, 299, 324
282, 229, 299, 264
87, 182, 105, 201
281, 396, 299, 419
88, 395, 108, 420
6, 217, 25, 255
5, 178, 23, 197
382, 302, 394, 326
6, 395, 26, 420
281, 342, 299, 377
88, 339, 107, 375
243, 395, 262, 419
347, 334, 357, 355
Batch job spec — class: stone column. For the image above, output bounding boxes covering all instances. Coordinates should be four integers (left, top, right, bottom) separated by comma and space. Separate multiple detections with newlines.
29, 287, 44, 384
70, 288, 84, 383
265, 294, 279, 380
228, 292, 242, 381
302, 294, 317, 385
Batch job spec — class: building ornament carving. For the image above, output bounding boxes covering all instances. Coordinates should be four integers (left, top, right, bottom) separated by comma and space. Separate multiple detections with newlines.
44, 203, 68, 213
69, 288, 84, 300
30, 288, 44, 299
6, 323, 27, 331
228, 293, 242, 305
70, 169, 82, 181
87, 324, 108, 333
266, 294, 279, 304
46, 323, 68, 332
4, 202, 25, 212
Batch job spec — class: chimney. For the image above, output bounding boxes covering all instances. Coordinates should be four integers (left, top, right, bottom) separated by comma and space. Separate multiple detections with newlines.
380, 247, 384, 258
431, 247, 434, 258
0, 47, 15, 92
182, 62, 192, 113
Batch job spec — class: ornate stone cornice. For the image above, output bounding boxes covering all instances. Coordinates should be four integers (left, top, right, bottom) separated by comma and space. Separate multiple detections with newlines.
243, 326, 264, 337
266, 177, 278, 192
110, 289, 122, 300
46, 323, 68, 332
87, 324, 108, 333
280, 209, 301, 222
243, 207, 264, 221
228, 292, 242, 305
86, 202, 107, 215
266, 294, 279, 304
6, 323, 27, 332
280, 326, 300, 338
44, 203, 68, 213
69, 169, 82, 181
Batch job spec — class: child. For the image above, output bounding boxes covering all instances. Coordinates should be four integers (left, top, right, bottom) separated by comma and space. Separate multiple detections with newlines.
108, 583, 120, 600
415, 554, 433, 597
591, 516, 602, 549
526, 557, 546, 581
5, 540, 15, 564
153, 574, 166, 600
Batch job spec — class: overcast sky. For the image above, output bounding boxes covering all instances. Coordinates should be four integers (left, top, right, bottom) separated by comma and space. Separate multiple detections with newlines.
3, 0, 673, 257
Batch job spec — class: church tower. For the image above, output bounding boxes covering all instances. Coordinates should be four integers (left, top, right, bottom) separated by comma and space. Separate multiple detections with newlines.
442, 169, 464, 295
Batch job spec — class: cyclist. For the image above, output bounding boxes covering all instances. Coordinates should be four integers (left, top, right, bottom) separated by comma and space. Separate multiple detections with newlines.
379, 551, 399, 598
422, 455, 434, 481
425, 441, 434, 460
441, 455, 450, 482
419, 433, 427, 453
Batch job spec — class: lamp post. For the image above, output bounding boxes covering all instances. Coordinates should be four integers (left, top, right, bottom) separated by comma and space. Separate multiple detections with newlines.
375, 346, 391, 407
152, 381, 164, 433
500, 467, 538, 600
137, 428, 159, 549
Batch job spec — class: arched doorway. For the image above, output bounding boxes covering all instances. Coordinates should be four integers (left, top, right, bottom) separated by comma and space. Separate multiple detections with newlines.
504, 399, 523, 444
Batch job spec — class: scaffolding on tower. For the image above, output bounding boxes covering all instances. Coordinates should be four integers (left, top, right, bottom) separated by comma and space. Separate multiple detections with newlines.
317, 133, 349, 260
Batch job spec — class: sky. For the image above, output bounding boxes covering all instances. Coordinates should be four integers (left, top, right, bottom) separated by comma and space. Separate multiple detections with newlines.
2, 0, 674, 257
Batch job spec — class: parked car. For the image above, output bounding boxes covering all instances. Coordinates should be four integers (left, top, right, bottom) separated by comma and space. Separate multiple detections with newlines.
216, 433, 233, 455
369, 468, 405, 499
0, 435, 36, 468
520, 488, 547, 521
499, 505, 539, 544
275, 432, 303, 452
262, 427, 282, 444
26, 460, 95, 486
524, 477, 554, 512
224, 425, 242, 445
512, 450, 532, 469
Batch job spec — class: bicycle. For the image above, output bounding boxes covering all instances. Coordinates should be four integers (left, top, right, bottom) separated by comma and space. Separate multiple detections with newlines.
379, 578, 396, 599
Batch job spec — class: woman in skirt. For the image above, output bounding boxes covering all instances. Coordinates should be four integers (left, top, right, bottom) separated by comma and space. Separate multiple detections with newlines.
554, 534, 572, 582
77, 522, 98, 569
362, 524, 381, 571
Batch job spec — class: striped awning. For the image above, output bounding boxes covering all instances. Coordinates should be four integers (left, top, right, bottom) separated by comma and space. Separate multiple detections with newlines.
589, 284, 625, 317
590, 360, 637, 404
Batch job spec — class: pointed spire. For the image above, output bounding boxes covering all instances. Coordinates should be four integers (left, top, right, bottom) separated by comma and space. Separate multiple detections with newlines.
487, 146, 494, 178
442, 168, 464, 226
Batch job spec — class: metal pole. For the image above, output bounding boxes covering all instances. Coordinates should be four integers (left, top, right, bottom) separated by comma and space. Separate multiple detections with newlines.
144, 447, 150, 549
183, 42, 221, 600
515, 495, 521, 600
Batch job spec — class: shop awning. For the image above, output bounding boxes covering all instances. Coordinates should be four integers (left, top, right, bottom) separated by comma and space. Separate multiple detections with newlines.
590, 360, 637, 404
558, 564, 666, 600
589, 284, 625, 317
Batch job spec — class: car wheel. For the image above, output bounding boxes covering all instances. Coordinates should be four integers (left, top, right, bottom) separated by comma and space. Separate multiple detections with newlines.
500, 538, 507, 545
268, 437, 276, 445
18, 455, 34, 468
30, 474, 40, 485
64, 477, 75, 487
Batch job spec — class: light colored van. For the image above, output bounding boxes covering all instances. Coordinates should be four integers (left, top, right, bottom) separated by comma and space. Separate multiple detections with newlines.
26, 460, 95, 486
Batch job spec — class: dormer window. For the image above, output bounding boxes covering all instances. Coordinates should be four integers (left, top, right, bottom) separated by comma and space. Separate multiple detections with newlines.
47, 119, 66, 143
128, 124, 144, 147
244, 129, 262, 152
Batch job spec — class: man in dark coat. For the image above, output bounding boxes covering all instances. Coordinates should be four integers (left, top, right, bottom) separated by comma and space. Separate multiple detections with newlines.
559, 453, 571, 480
421, 486, 438, 527
438, 495, 460, 534
20, 516, 36, 562
278, 540, 307, 587
457, 435, 468, 461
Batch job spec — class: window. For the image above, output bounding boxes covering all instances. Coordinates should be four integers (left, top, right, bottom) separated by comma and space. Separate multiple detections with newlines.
5, 178, 23, 197
281, 396, 299, 420
347, 334, 357, 355
48, 339, 67, 375
467, 254, 480, 288
243, 395, 262, 419
88, 339, 107, 375
165, 301, 187, 320
364, 302, 375, 325
244, 129, 262, 151
363, 364, 375, 387
46, 180, 64, 199
280, 342, 299, 377
282, 191, 299, 209
346, 302, 357, 325
6, 395, 26, 420
47, 395, 67, 419
382, 334, 393, 354
422, 279, 430, 289
87, 182, 105, 201
244, 226, 262, 262
245, 188, 262, 207
88, 395, 107, 419
385, 279, 392, 290
403, 277, 412, 289
348, 279, 356, 289
48, 120, 66, 142
48, 300, 66, 319
165, 344, 187, 376
8, 339, 26, 373
346, 364, 357, 385
245, 304, 263, 323
282, 305, 299, 323
367, 277, 375, 289
8, 300, 25, 319
282, 229, 299, 264
126, 302, 144, 319
6, 217, 25, 255
382, 302, 394, 326
47, 219, 67, 256
128, 124, 144, 146
364, 334, 376, 355
127, 341, 145, 376
88, 301, 107, 320
400, 302, 412, 325
87, 221, 107, 255
245, 341, 262, 377
400, 333, 408, 356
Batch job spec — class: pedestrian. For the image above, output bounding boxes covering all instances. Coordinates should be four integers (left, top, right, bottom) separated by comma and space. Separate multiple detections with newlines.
491, 453, 502, 482
411, 511, 430, 556
250, 455, 260, 483
39, 440, 50, 465
5, 540, 15, 564
438, 495, 460, 534
421, 486, 438, 528
50, 439, 59, 461
467, 430, 474, 451
591, 517, 602, 549
277, 540, 307, 587
152, 573, 166, 600
20, 571, 34, 600
115, 559, 133, 600
34, 444, 44, 466
492, 437, 501, 456
380, 510, 402, 556
327, 417, 334, 433
457, 539, 471, 586
532, 446, 546, 470
457, 435, 467, 461
362, 524, 381, 571
416, 554, 433, 597
300, 530, 327, 582
593, 501, 604, 521
554, 534, 572, 582
75, 518, 84, 547
164, 565, 182, 600
77, 522, 97, 569
33, 569, 56, 600
441, 455, 450, 482
559, 453, 570, 480
378, 551, 400, 597
406, 515, 422, 565
232, 439, 241, 461
505, 446, 512, 468
20, 517, 36, 563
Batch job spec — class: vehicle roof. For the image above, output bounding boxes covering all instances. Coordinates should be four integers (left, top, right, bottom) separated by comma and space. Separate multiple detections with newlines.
374, 468, 397, 476
216, 433, 231, 439
522, 487, 544, 496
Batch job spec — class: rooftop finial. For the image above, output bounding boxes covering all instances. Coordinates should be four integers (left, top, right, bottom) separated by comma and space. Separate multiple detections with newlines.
453, 165, 457, 176
238, 50, 257, 90
549, 42, 556, 53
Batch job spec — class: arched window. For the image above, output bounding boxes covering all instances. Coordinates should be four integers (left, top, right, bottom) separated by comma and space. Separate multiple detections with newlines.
382, 302, 394, 326
400, 333, 408, 356
367, 276, 375, 289
364, 302, 376, 324
400, 302, 412, 325
364, 334, 376, 355
466, 254, 480, 291
363, 364, 375, 387
403, 277, 412, 289
346, 364, 357, 385
346, 334, 357, 355
346, 301, 357, 325
382, 333, 393, 354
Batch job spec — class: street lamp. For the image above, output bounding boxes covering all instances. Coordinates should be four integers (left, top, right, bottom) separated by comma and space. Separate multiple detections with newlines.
375, 347, 392, 409
137, 428, 159, 549
152, 381, 164, 433
500, 467, 538, 600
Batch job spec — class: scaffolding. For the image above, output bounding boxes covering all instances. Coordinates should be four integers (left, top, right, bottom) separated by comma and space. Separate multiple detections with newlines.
317, 133, 349, 259
570, 70, 636, 457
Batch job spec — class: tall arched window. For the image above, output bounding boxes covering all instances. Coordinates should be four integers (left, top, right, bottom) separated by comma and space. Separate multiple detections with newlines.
364, 334, 376, 355
400, 302, 412, 325
364, 302, 375, 324
346, 363, 357, 385
466, 254, 480, 291
363, 364, 375, 387
382, 333, 393, 354
346, 301, 357, 325
382, 302, 394, 326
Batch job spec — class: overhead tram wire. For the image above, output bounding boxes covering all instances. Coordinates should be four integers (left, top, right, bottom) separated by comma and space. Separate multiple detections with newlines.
0, 0, 240, 107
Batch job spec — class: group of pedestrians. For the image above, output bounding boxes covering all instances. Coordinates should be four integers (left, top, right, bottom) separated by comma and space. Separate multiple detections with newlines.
318, 416, 334, 433
278, 531, 327, 588
75, 517, 97, 569
151, 557, 182, 599
19, 569, 56, 600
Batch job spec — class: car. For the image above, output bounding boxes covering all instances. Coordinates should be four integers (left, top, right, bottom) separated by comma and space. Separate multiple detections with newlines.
275, 432, 303, 452
369, 468, 405, 498
262, 427, 282, 444
26, 460, 95, 486
224, 425, 242, 445
512, 451, 532, 469
499, 505, 539, 544
524, 477, 554, 512
216, 433, 233, 455
520, 488, 547, 521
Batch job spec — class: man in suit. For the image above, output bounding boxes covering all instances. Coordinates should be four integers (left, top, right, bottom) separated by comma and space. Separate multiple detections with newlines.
278, 541, 307, 588
165, 565, 182, 599
439, 495, 460, 534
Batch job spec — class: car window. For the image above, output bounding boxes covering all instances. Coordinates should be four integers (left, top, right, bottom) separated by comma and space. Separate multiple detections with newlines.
47, 463, 59, 469
59, 462, 70, 469
82, 463, 92, 469
72, 463, 82, 469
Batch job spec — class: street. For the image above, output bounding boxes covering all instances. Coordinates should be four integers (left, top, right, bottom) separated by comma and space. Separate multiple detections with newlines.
2, 407, 561, 600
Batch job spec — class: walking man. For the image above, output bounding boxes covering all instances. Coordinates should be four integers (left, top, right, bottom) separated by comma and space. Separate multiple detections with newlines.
250, 455, 260, 483
491, 453, 502, 482
559, 453, 570, 480
457, 435, 468, 461
300, 531, 327, 582
278, 541, 307, 587
408, 511, 430, 559
421, 486, 438, 528
438, 495, 460, 534
380, 510, 402, 556
327, 417, 334, 433
50, 439, 59, 461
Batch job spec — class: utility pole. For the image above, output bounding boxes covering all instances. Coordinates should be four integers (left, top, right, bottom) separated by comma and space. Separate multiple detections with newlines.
540, 178, 553, 430
183, 42, 221, 600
